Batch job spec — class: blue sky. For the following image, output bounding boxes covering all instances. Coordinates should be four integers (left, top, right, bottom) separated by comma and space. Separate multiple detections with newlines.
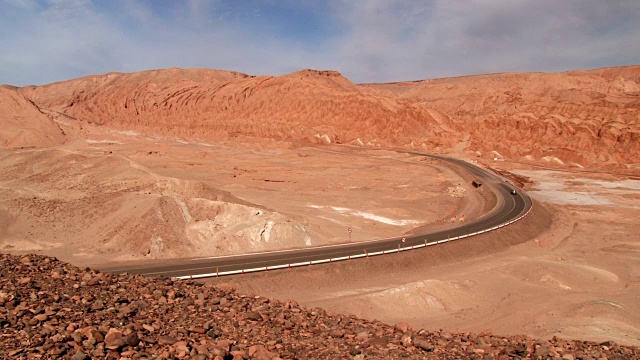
1, 0, 639, 86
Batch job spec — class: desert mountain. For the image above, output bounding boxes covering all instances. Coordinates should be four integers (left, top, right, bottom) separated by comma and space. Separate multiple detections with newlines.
18, 68, 444, 148
16, 65, 640, 169
0, 86, 66, 149
362, 66, 640, 168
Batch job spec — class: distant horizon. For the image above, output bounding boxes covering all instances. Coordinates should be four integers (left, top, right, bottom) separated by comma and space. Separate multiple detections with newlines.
6, 63, 639, 88
2, 1, 639, 87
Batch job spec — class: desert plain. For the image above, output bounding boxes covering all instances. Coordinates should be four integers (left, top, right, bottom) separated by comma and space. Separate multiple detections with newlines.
1, 65, 639, 352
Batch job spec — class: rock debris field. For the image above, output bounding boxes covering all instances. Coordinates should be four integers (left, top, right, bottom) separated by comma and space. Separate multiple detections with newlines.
1, 253, 638, 359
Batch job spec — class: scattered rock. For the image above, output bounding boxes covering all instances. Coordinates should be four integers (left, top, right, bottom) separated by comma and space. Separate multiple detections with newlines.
104, 328, 124, 349
71, 350, 88, 360
394, 322, 412, 333
244, 312, 262, 321
123, 332, 139, 347
414, 339, 434, 352
158, 335, 178, 345
0, 253, 637, 359
535, 345, 551, 357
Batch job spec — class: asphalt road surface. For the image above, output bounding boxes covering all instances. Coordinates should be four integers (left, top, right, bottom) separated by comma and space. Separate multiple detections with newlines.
103, 153, 532, 278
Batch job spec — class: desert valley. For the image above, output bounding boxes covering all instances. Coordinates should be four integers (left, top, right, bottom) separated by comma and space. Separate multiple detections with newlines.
1, 65, 639, 359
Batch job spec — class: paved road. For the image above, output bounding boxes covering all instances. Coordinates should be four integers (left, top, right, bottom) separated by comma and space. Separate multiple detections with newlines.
103, 153, 532, 278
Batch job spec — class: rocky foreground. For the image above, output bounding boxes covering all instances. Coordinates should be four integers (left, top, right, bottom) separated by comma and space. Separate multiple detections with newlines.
1, 254, 638, 359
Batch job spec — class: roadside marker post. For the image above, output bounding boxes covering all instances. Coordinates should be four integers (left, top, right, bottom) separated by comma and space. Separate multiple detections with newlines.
452, 215, 457, 223
460, 214, 465, 223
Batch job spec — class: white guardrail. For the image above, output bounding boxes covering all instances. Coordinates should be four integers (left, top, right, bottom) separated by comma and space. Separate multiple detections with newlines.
177, 203, 534, 280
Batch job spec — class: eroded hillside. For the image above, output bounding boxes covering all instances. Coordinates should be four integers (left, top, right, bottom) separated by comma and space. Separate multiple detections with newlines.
362, 66, 640, 168
19, 68, 445, 149
14, 65, 640, 170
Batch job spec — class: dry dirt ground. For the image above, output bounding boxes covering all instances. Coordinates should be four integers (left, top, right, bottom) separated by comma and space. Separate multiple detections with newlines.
3, 65, 639, 354
206, 159, 640, 347
0, 125, 476, 266
1, 123, 638, 348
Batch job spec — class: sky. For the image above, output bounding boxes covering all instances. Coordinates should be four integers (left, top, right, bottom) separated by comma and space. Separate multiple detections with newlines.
1, 0, 639, 86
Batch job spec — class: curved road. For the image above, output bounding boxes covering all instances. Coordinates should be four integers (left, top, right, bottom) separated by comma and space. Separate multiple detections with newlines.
103, 152, 532, 278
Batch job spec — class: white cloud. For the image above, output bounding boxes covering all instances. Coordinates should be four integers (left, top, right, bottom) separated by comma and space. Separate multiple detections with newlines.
329, 0, 640, 82
0, 0, 638, 86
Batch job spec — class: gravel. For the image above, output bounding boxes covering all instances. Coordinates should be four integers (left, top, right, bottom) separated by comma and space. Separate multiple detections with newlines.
1, 253, 638, 359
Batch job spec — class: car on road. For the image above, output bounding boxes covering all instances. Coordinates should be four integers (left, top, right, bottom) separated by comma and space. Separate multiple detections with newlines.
510, 189, 518, 195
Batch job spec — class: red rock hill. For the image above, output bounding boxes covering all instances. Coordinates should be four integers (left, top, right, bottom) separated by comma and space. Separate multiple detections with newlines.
17, 66, 640, 169
362, 66, 640, 168
19, 68, 443, 148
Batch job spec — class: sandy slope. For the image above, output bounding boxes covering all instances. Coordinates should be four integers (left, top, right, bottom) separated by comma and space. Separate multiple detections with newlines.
0, 146, 314, 264
0, 86, 66, 149
0, 125, 469, 267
